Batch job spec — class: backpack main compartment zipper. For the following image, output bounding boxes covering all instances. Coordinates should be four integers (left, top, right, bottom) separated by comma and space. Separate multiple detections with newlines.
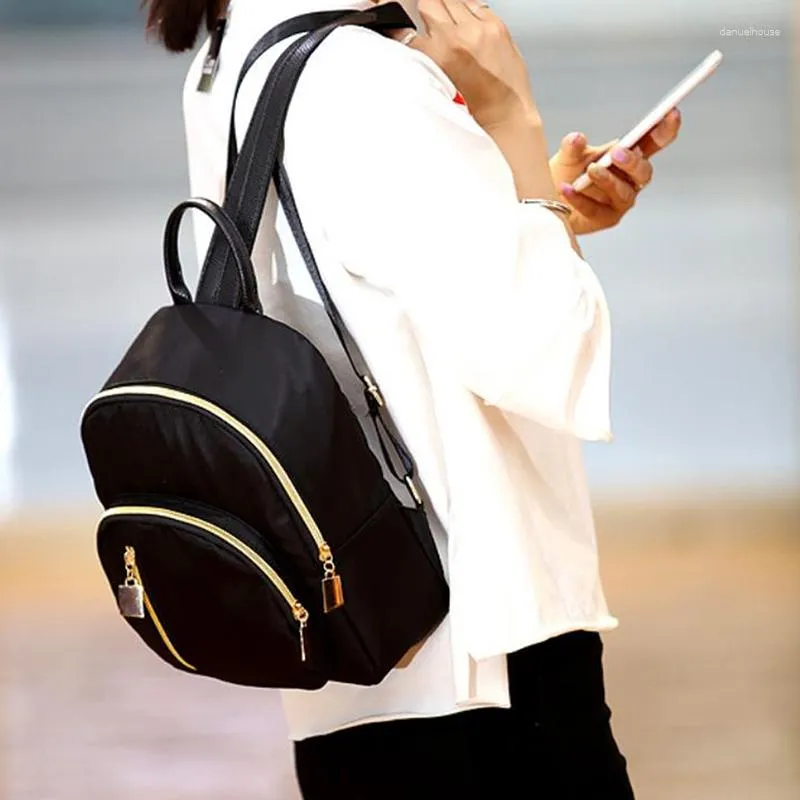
86, 385, 344, 612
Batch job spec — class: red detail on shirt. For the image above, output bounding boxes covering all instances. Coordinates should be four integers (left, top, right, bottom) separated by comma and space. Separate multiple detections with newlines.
454, 91, 466, 106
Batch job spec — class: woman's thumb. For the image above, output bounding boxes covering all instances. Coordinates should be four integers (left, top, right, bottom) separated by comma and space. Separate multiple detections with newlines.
557, 132, 589, 166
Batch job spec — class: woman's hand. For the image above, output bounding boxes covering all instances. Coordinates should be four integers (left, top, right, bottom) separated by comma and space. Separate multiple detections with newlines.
550, 110, 682, 235
401, 0, 540, 129
398, 0, 575, 240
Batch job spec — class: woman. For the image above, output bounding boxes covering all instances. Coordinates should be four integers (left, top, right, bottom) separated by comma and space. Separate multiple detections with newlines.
145, 0, 680, 796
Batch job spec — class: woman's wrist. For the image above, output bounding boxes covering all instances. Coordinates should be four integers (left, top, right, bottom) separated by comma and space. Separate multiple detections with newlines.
479, 96, 543, 138
487, 107, 582, 255
482, 110, 559, 202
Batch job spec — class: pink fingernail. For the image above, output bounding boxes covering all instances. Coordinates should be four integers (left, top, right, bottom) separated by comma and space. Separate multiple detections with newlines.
567, 132, 583, 145
611, 147, 630, 165
561, 183, 575, 196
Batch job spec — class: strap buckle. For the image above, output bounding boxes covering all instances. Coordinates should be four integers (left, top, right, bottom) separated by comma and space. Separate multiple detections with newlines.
404, 475, 424, 508
363, 375, 385, 409
197, 16, 228, 93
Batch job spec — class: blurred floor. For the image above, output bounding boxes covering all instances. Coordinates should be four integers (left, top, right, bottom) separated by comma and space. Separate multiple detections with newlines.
2, 501, 799, 800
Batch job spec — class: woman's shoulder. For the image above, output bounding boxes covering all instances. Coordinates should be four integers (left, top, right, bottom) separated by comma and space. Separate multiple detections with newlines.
184, 21, 460, 133
300, 24, 458, 108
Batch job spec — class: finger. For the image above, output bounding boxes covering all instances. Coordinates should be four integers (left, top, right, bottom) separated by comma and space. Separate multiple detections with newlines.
555, 131, 588, 167
607, 145, 654, 189
577, 182, 614, 205
405, 0, 448, 54
399, 28, 428, 55
417, 0, 456, 28
438, 0, 475, 23
439, 0, 501, 30
560, 183, 619, 228
584, 163, 637, 211
570, 173, 626, 207
463, 0, 494, 19
637, 108, 682, 158
583, 139, 618, 162
388, 25, 419, 44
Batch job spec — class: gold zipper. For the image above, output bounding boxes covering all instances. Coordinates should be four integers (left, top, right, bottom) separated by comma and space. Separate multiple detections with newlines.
106, 506, 310, 661
86, 385, 344, 611
121, 545, 197, 671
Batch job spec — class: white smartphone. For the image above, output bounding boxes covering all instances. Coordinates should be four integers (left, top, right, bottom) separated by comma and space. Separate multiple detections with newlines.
571, 49, 723, 193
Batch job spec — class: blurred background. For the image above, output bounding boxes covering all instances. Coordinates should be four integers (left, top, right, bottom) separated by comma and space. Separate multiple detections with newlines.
0, 0, 797, 798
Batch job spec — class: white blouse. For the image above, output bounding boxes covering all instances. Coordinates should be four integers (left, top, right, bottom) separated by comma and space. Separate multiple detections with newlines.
183, 0, 618, 741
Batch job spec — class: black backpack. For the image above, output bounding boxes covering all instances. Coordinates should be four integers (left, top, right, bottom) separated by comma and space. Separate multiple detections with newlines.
80, 4, 449, 690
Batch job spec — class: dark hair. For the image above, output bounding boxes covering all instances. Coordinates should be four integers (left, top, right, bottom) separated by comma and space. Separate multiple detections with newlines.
143, 0, 220, 53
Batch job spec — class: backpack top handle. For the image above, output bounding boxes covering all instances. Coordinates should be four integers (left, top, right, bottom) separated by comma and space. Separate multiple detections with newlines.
163, 197, 262, 313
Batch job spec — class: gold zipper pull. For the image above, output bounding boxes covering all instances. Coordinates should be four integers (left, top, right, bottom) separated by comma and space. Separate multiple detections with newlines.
319, 543, 345, 613
293, 604, 309, 663
118, 546, 146, 619
299, 620, 307, 663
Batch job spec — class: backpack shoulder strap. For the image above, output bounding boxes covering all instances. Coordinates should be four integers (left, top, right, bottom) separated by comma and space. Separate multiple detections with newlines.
224, 8, 356, 185
275, 161, 424, 507
196, 3, 424, 506
196, 2, 413, 308
224, 3, 414, 184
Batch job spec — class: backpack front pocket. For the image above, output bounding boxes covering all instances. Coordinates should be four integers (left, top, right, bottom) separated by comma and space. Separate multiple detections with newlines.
84, 386, 344, 608
97, 503, 326, 690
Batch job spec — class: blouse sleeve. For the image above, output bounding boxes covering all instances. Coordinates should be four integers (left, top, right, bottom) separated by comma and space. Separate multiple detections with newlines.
280, 29, 612, 442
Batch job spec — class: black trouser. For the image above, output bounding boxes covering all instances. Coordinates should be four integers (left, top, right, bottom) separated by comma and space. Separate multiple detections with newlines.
295, 631, 635, 799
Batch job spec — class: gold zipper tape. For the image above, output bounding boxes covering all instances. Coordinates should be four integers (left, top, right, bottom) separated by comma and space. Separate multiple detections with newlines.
87, 385, 344, 612
87, 387, 326, 547
104, 506, 308, 622
129, 556, 197, 672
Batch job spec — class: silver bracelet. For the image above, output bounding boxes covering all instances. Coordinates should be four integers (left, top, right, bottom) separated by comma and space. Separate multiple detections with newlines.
520, 198, 573, 219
